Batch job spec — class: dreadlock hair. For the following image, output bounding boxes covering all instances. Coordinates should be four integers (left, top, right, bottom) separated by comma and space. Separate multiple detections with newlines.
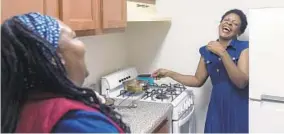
1, 16, 130, 133
221, 9, 248, 35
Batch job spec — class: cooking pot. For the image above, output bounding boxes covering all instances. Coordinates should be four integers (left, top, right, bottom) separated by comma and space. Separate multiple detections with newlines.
123, 79, 148, 93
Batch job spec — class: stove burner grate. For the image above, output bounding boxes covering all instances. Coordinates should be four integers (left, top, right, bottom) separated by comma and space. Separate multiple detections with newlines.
156, 93, 169, 100
166, 88, 176, 92
117, 83, 187, 102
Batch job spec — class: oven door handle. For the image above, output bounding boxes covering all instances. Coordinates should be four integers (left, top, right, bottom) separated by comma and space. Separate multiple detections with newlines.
178, 107, 194, 126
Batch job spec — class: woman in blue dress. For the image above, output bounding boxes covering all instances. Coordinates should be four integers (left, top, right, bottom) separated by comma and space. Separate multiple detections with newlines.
152, 9, 249, 133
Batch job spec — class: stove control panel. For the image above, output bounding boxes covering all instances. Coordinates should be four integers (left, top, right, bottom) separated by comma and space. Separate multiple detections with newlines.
172, 90, 194, 120
101, 67, 138, 95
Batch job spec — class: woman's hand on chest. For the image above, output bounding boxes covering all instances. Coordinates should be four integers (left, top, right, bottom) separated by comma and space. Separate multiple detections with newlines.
206, 41, 227, 57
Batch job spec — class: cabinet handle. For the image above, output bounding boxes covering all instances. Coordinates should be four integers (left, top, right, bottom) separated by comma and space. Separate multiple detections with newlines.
137, 4, 149, 8
136, 4, 142, 7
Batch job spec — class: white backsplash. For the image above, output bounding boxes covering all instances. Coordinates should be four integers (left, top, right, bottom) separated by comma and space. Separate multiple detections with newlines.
79, 33, 128, 92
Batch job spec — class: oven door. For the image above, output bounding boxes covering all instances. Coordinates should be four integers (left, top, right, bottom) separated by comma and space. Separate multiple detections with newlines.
172, 107, 196, 133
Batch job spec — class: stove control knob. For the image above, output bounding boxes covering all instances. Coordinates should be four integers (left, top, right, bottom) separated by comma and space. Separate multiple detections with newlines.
181, 107, 184, 113
188, 99, 192, 105
183, 102, 187, 109
184, 105, 188, 111
184, 100, 188, 106
184, 103, 188, 110
186, 100, 191, 108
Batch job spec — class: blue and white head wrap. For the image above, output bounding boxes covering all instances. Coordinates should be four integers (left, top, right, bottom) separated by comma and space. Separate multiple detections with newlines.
16, 12, 60, 49
12, 13, 61, 88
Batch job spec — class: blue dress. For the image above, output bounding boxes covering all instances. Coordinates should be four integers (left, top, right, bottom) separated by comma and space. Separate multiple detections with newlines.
199, 39, 249, 133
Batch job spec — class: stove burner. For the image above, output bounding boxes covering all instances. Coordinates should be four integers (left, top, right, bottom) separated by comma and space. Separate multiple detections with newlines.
166, 88, 176, 92
152, 88, 170, 101
156, 94, 169, 100
174, 84, 186, 90
161, 84, 170, 88
141, 89, 156, 100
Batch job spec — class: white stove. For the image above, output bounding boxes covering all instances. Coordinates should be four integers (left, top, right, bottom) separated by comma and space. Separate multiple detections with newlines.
101, 67, 196, 133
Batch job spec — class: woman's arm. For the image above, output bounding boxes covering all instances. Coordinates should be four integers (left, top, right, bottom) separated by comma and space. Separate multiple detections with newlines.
220, 48, 249, 89
157, 57, 209, 87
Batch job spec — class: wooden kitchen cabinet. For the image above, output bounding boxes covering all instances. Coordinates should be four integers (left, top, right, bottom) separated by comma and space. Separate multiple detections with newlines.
2, 0, 127, 36
153, 119, 169, 133
1, 0, 59, 23
59, 0, 100, 31
59, 0, 127, 34
101, 0, 127, 29
129, 0, 156, 4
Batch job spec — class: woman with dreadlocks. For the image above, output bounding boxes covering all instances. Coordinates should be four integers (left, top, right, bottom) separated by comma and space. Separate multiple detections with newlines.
1, 12, 130, 133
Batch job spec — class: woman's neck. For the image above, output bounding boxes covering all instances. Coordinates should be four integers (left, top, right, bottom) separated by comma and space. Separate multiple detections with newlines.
218, 38, 232, 48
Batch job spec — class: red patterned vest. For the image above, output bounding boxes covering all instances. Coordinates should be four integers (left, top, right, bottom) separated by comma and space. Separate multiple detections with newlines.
15, 94, 124, 133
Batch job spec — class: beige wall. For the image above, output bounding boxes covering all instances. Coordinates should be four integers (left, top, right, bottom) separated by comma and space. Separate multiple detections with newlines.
125, 0, 284, 132
80, 33, 128, 91
81, 0, 284, 132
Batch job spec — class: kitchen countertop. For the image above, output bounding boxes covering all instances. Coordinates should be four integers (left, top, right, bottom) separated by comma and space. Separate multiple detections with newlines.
112, 99, 173, 133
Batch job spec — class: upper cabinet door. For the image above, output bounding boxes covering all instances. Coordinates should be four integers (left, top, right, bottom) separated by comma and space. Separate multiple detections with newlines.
60, 0, 100, 31
101, 0, 127, 29
1, 0, 59, 23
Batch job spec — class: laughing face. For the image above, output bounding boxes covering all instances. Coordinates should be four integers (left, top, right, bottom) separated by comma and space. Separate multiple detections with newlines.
219, 13, 241, 40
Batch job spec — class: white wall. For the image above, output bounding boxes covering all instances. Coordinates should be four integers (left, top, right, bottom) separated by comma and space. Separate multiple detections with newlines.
126, 0, 249, 132
80, 0, 284, 132
125, 0, 284, 132
79, 33, 128, 91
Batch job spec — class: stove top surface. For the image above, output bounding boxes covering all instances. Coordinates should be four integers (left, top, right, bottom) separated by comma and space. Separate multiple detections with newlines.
112, 83, 187, 103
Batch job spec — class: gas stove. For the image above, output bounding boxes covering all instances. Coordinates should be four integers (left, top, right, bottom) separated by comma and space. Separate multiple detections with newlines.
101, 67, 194, 109
101, 67, 196, 133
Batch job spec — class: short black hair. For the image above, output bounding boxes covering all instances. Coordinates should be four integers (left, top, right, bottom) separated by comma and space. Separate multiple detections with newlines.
221, 9, 248, 35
